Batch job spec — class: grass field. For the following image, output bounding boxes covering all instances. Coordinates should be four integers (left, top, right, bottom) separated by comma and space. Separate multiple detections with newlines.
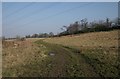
44, 30, 119, 77
2, 30, 120, 77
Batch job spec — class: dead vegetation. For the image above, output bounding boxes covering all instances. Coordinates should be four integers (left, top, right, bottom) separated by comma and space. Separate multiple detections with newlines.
44, 30, 119, 77
44, 30, 119, 48
2, 30, 120, 77
2, 39, 48, 77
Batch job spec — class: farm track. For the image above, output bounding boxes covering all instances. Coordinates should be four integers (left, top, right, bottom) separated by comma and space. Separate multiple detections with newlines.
2, 30, 119, 77
35, 40, 99, 77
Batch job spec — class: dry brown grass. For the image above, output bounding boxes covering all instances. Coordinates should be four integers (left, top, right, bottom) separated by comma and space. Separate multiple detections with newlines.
26, 38, 45, 42
44, 30, 119, 48
2, 30, 119, 77
2, 39, 48, 77
44, 30, 119, 77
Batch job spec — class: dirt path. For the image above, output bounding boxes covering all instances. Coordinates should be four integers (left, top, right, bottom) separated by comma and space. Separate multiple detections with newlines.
47, 46, 68, 77
3, 39, 99, 77
35, 41, 70, 77
35, 40, 99, 77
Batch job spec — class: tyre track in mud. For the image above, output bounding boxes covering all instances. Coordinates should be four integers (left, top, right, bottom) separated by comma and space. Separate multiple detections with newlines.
36, 40, 99, 77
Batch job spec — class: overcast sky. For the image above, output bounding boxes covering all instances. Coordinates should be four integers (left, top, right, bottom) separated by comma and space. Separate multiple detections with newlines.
2, 2, 118, 38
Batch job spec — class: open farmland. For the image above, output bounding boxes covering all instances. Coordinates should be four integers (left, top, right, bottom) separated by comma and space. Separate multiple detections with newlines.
2, 30, 120, 77
44, 30, 119, 48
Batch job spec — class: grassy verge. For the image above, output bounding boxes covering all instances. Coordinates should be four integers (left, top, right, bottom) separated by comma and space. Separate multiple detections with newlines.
43, 30, 119, 77
2, 37, 119, 77
61, 45, 119, 77
80, 48, 119, 77
2, 40, 50, 77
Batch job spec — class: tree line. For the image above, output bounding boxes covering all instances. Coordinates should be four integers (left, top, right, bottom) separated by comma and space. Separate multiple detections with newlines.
25, 32, 54, 38
58, 17, 120, 36
2, 17, 120, 40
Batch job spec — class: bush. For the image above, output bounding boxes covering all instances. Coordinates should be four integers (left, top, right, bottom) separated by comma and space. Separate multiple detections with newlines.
16, 35, 26, 41
94, 24, 109, 32
20, 37, 26, 41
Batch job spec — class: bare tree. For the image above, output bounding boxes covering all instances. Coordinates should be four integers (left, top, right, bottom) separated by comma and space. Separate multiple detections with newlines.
67, 21, 79, 34
81, 18, 88, 29
106, 18, 110, 27
49, 32, 54, 37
